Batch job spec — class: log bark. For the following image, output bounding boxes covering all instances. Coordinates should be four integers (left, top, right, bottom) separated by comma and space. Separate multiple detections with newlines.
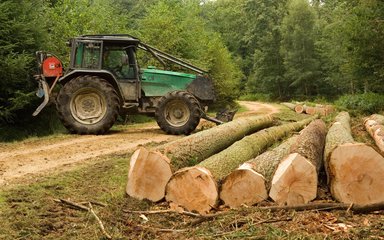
281, 102, 296, 110
220, 135, 298, 208
126, 115, 274, 201
324, 112, 384, 205
156, 114, 275, 169
166, 117, 316, 213
364, 114, 384, 153
269, 120, 327, 205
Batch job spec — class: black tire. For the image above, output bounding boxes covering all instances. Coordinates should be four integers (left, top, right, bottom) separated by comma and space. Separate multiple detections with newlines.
56, 75, 120, 134
155, 91, 201, 135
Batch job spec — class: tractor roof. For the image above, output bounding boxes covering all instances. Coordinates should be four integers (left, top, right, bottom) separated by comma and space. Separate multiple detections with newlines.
76, 34, 140, 44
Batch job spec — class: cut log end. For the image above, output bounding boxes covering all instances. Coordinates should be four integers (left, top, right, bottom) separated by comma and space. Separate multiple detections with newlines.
220, 163, 268, 208
294, 105, 304, 114
269, 153, 317, 206
329, 143, 384, 205
165, 167, 218, 214
126, 148, 172, 202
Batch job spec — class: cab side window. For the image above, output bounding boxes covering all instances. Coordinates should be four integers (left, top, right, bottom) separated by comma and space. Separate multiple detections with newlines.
103, 48, 136, 79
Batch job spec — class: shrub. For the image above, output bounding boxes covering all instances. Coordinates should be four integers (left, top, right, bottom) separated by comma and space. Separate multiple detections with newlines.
335, 93, 384, 114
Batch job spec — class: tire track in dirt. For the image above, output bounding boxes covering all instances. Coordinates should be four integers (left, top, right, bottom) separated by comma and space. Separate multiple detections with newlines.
0, 125, 179, 186
0, 102, 279, 186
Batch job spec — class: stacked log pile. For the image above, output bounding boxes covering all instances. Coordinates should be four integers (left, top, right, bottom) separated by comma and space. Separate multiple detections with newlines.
220, 135, 298, 208
324, 112, 384, 205
126, 115, 274, 201
125, 109, 384, 215
220, 119, 327, 208
281, 102, 334, 116
364, 114, 384, 153
165, 117, 316, 213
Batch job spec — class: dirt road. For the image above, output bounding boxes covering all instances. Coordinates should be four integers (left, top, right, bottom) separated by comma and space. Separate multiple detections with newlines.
0, 101, 280, 186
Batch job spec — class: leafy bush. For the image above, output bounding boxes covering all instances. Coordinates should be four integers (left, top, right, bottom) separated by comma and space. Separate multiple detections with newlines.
335, 93, 384, 114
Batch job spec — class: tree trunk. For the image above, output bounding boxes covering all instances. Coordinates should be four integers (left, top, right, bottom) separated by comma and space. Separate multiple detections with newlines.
126, 115, 274, 201
324, 112, 384, 205
156, 114, 275, 169
269, 119, 327, 205
165, 117, 316, 213
281, 102, 296, 110
220, 135, 298, 208
364, 114, 384, 153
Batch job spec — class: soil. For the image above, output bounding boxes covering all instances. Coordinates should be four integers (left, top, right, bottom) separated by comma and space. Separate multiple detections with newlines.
0, 101, 279, 186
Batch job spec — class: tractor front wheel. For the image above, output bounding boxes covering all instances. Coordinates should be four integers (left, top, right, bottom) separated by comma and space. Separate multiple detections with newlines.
56, 75, 120, 134
155, 91, 201, 135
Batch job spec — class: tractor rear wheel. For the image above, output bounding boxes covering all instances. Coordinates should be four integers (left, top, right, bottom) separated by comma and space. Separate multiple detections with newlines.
155, 91, 201, 135
56, 75, 120, 134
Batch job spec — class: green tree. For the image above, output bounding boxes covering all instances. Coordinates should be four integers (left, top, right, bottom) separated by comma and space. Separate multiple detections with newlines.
0, 1, 48, 123
245, 0, 288, 99
138, 0, 242, 104
47, 0, 128, 60
280, 0, 320, 96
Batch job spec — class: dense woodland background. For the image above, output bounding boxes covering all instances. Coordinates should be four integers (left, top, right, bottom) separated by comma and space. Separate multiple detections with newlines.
0, 0, 384, 140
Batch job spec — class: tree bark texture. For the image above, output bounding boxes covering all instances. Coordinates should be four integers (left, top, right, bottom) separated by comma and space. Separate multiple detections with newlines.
198, 116, 316, 179
127, 114, 274, 202
156, 114, 275, 169
281, 102, 296, 110
165, 117, 316, 213
220, 135, 298, 208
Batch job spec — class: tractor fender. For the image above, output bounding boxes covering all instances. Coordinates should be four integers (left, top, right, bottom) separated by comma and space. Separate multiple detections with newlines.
58, 69, 125, 101
186, 75, 216, 102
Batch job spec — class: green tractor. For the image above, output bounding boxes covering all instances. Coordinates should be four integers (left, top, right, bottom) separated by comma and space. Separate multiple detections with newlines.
33, 34, 234, 135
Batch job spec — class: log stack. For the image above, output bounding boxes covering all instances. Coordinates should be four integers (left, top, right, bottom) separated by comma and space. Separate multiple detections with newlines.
126, 115, 274, 201
324, 112, 384, 205
364, 114, 384, 153
165, 117, 316, 213
220, 135, 298, 208
281, 102, 334, 116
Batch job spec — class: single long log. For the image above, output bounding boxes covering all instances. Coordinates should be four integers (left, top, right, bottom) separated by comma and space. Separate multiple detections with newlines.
166, 117, 315, 213
220, 135, 298, 208
269, 120, 327, 205
281, 102, 296, 110
324, 112, 384, 205
157, 114, 275, 169
126, 115, 274, 201
364, 114, 384, 153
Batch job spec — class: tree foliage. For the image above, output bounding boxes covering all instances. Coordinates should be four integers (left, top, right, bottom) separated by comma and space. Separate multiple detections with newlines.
1, 0, 384, 139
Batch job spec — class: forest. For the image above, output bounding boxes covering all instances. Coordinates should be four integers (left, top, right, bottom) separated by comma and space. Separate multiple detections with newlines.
0, 0, 384, 139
